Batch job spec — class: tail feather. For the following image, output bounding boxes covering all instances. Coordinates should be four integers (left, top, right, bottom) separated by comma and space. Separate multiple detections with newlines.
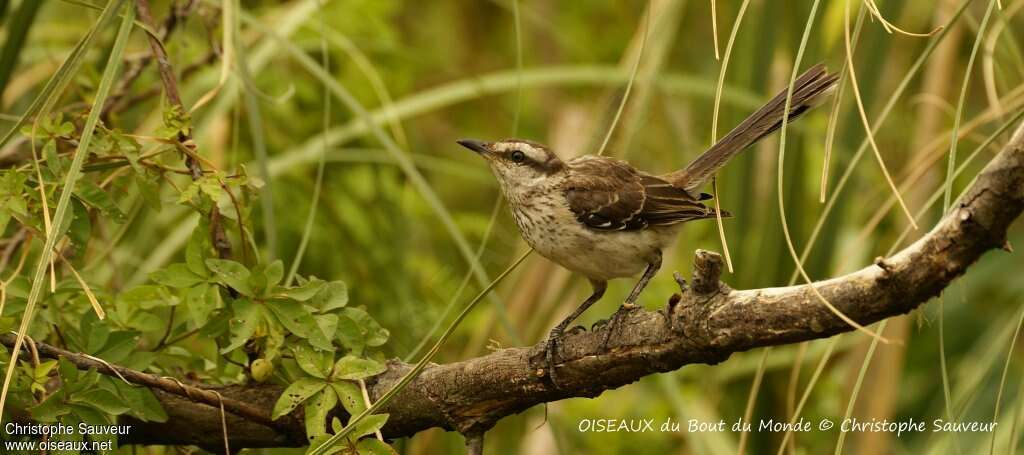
665, 64, 838, 193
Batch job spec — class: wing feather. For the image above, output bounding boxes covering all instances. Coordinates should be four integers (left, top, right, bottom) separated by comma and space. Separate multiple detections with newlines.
563, 157, 727, 231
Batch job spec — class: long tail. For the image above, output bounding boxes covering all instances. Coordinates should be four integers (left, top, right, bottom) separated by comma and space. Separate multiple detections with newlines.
664, 64, 838, 193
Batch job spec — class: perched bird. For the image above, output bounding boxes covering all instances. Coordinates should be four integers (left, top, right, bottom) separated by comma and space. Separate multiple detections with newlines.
458, 64, 838, 386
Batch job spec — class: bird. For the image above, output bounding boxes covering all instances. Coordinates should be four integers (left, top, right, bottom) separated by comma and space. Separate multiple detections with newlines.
457, 64, 838, 387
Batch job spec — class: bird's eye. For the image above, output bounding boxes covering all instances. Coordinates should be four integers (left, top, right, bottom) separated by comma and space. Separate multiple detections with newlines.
510, 150, 526, 163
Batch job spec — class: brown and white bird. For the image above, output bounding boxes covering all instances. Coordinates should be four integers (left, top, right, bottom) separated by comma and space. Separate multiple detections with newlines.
458, 64, 837, 386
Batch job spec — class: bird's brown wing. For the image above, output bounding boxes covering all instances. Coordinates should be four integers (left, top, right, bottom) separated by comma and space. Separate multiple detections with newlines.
562, 156, 724, 231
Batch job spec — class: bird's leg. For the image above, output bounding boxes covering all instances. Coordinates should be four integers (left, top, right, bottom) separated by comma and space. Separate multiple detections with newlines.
602, 253, 662, 348
545, 280, 607, 388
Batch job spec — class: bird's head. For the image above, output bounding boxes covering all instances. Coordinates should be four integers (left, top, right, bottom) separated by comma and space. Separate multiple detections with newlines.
457, 138, 565, 191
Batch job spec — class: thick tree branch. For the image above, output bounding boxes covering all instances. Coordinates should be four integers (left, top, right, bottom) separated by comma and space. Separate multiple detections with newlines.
8, 123, 1024, 448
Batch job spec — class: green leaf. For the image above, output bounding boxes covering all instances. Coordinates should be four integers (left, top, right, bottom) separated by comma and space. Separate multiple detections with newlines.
304, 389, 338, 441
343, 308, 389, 347
331, 356, 386, 381
206, 258, 253, 295
330, 381, 365, 416
70, 388, 131, 415
30, 392, 69, 421
356, 439, 398, 455
185, 223, 210, 277
306, 434, 343, 455
221, 298, 263, 354
121, 351, 156, 371
120, 285, 172, 310
200, 308, 232, 339
271, 378, 327, 420
134, 174, 162, 210
185, 283, 218, 326
30, 360, 58, 394
67, 198, 92, 250
0, 169, 27, 196
125, 311, 163, 333
266, 300, 332, 351
65, 370, 101, 396
74, 179, 127, 223
250, 260, 284, 296
94, 331, 140, 363
265, 260, 284, 288
178, 180, 201, 204
279, 276, 326, 301
0, 210, 9, 235
150, 263, 205, 288
115, 381, 168, 422
315, 314, 339, 343
313, 281, 348, 312
58, 358, 79, 383
83, 313, 110, 353
198, 176, 226, 203
348, 413, 389, 439
159, 104, 192, 138
69, 403, 111, 426
44, 139, 63, 177
292, 344, 333, 379
335, 314, 365, 355
33, 359, 58, 380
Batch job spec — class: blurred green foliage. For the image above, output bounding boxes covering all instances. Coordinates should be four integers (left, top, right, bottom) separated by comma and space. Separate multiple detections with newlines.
0, 0, 1022, 453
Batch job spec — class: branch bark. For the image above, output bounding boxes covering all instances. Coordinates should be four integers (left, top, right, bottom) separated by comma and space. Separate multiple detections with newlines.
10, 123, 1024, 449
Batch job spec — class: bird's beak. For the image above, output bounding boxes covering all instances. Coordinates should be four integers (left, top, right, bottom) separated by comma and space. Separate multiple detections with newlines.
457, 139, 490, 155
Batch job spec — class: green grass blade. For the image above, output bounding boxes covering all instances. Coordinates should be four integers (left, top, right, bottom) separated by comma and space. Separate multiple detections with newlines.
988, 304, 1024, 454
511, 0, 523, 135
944, 0, 999, 212
284, 2, 330, 285
235, 12, 278, 261
940, 6, 999, 453
0, 9, 105, 148
0, 0, 44, 103
595, 4, 649, 157
268, 66, 759, 176
786, 0, 973, 285
833, 321, 888, 454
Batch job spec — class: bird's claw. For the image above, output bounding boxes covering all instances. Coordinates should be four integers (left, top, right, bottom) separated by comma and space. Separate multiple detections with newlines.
544, 331, 563, 389
601, 304, 639, 349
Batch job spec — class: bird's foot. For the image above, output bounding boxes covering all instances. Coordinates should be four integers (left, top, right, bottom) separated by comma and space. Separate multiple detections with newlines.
600, 304, 639, 350
544, 329, 564, 389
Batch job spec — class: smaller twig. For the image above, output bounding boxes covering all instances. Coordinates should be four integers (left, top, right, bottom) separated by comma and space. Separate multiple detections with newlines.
0, 229, 27, 274
210, 208, 232, 260
213, 390, 231, 455
691, 249, 724, 295
221, 181, 249, 262
155, 306, 176, 350
358, 379, 384, 441
465, 432, 484, 455
157, 326, 202, 350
